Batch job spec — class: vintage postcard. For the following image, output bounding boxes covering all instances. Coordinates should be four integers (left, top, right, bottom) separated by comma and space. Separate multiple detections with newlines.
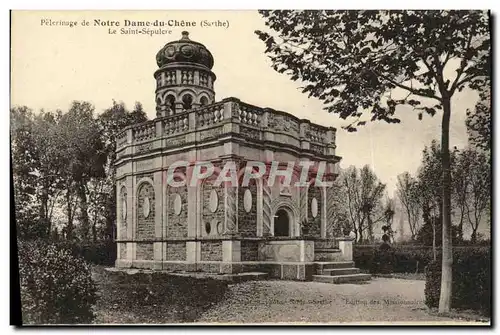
10, 10, 491, 325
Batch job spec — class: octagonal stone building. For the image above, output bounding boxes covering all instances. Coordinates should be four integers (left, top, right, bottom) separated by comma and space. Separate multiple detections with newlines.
114, 32, 366, 282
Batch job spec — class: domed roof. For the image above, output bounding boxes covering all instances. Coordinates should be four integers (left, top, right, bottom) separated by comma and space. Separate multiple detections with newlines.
156, 31, 214, 69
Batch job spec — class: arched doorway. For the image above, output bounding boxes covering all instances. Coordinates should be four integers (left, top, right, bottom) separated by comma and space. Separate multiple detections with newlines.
274, 209, 290, 237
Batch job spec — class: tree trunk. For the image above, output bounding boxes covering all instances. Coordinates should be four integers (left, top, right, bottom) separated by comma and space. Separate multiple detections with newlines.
66, 188, 74, 240
439, 97, 453, 314
92, 217, 98, 242
471, 229, 478, 244
367, 214, 374, 243
432, 220, 437, 261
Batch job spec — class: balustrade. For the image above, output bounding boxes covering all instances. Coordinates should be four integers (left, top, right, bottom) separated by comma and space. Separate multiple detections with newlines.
133, 122, 155, 142
163, 114, 189, 135
238, 103, 262, 126
196, 102, 224, 127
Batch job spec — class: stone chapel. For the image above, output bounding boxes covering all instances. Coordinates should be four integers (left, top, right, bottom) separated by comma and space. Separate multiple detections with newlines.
114, 31, 369, 283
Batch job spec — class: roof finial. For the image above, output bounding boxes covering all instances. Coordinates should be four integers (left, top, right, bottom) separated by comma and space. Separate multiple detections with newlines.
181, 31, 190, 40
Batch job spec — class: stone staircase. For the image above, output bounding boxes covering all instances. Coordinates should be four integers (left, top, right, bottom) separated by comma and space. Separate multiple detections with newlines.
312, 261, 371, 284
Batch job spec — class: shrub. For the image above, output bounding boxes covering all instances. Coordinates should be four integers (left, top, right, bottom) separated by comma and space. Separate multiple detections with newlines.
18, 240, 98, 324
57, 240, 117, 266
354, 244, 432, 273
354, 244, 489, 275
424, 247, 490, 315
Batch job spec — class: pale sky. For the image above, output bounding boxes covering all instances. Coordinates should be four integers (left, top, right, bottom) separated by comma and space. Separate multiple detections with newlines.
10, 10, 479, 194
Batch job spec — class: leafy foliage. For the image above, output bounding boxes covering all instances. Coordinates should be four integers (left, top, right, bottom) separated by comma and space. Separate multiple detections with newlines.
11, 100, 148, 242
256, 10, 490, 130
466, 79, 491, 152
18, 240, 97, 324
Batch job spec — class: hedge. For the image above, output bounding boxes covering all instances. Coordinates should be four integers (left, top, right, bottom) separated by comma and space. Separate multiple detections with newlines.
424, 247, 490, 315
354, 244, 489, 274
354, 244, 434, 273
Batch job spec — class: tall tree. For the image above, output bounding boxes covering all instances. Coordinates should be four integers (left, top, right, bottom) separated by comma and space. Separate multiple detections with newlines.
256, 10, 490, 312
11, 107, 42, 238
97, 100, 148, 240
341, 165, 386, 243
58, 101, 107, 241
462, 149, 490, 242
396, 172, 422, 240
417, 141, 446, 260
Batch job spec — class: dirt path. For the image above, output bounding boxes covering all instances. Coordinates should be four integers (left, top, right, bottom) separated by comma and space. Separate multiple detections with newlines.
197, 278, 478, 324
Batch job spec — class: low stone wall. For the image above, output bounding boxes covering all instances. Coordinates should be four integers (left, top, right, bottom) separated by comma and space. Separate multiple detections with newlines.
258, 240, 314, 262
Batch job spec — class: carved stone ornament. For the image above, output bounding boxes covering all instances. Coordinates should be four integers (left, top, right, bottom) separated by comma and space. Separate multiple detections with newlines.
143, 197, 151, 218
122, 197, 127, 221
243, 189, 252, 213
209, 189, 219, 213
173, 194, 182, 216
311, 197, 318, 218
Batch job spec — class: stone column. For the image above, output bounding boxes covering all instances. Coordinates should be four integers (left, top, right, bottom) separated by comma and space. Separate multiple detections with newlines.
174, 102, 184, 114
221, 240, 241, 274
186, 158, 201, 269
299, 240, 314, 262
224, 184, 238, 236
256, 179, 263, 237
129, 173, 137, 262
153, 168, 163, 269
299, 121, 310, 150
321, 186, 327, 238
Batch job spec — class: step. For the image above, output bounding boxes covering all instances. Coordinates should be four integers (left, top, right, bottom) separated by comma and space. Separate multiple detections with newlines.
315, 261, 355, 271
314, 248, 342, 253
321, 267, 360, 276
312, 273, 371, 284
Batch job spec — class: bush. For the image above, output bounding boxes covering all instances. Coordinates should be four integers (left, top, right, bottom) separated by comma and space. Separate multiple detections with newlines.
354, 244, 433, 273
354, 244, 489, 275
424, 247, 490, 315
18, 240, 98, 324
57, 240, 117, 266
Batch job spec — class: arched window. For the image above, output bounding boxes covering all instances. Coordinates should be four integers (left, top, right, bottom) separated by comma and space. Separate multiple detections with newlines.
182, 94, 193, 110
200, 96, 209, 106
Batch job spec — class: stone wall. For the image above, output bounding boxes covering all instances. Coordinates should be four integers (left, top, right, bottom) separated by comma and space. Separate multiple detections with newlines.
167, 184, 188, 238
238, 179, 257, 237
201, 174, 224, 237
200, 241, 222, 261
241, 240, 259, 261
166, 242, 186, 261
307, 186, 322, 237
119, 243, 127, 259
136, 181, 155, 240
